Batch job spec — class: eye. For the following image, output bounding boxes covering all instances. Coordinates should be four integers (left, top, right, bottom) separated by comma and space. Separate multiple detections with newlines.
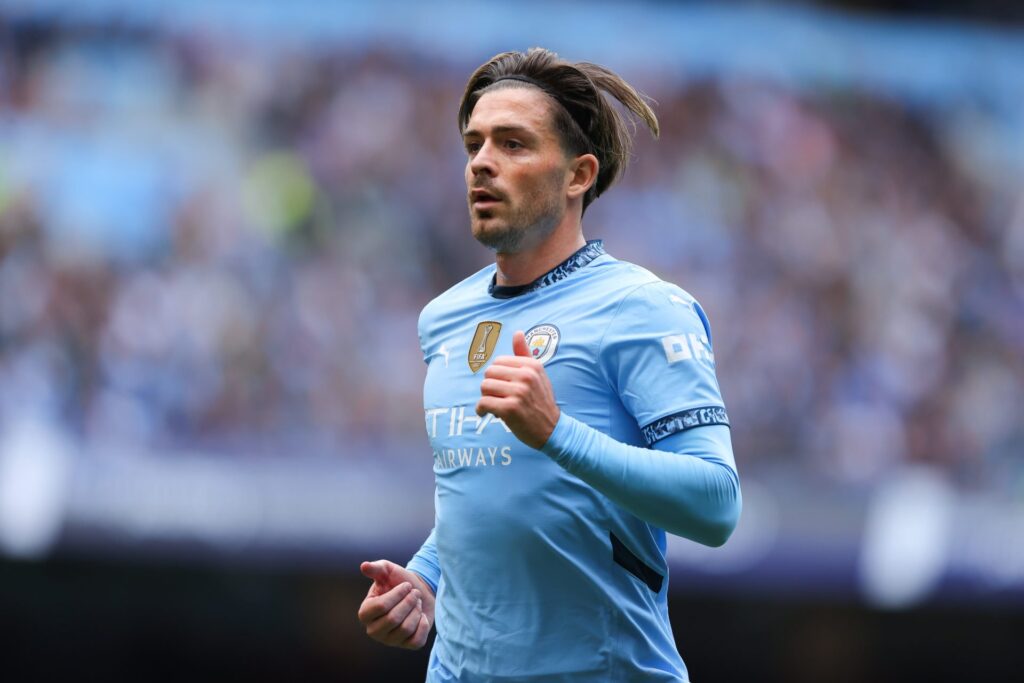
505, 140, 523, 150
465, 141, 481, 155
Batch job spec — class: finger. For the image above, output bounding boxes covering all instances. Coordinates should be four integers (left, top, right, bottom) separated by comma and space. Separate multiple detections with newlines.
358, 582, 412, 624
382, 595, 424, 646
475, 396, 513, 417
480, 378, 518, 398
483, 364, 525, 381
367, 588, 421, 639
490, 354, 533, 368
512, 330, 530, 357
402, 613, 431, 650
360, 560, 390, 583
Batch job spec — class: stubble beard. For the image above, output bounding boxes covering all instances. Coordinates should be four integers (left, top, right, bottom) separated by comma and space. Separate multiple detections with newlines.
471, 186, 564, 255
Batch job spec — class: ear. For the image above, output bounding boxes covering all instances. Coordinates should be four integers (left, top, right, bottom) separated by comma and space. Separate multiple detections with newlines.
566, 153, 599, 201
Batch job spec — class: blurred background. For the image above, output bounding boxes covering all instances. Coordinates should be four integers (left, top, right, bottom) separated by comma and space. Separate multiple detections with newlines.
1, 0, 1023, 680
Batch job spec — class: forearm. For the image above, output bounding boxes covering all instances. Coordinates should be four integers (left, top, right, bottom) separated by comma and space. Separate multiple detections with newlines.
541, 414, 741, 546
406, 528, 440, 595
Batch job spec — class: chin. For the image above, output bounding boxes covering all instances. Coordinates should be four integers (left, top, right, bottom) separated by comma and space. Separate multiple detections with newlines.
471, 216, 502, 239
473, 222, 524, 253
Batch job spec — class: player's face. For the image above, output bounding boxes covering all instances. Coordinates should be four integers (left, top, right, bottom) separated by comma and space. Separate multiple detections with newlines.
463, 87, 570, 253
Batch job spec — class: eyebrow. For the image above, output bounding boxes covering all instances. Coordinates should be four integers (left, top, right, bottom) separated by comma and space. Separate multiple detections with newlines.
462, 124, 536, 140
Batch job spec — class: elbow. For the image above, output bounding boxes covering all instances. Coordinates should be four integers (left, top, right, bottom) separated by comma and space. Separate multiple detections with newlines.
701, 514, 738, 548
698, 478, 742, 548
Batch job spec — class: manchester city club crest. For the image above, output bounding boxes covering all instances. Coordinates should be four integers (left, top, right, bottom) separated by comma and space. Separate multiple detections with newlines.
524, 324, 560, 364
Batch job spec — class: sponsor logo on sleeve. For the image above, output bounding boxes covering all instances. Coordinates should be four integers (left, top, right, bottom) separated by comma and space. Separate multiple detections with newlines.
661, 333, 714, 364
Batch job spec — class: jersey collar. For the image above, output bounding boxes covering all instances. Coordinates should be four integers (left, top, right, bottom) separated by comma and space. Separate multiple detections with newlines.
488, 240, 606, 299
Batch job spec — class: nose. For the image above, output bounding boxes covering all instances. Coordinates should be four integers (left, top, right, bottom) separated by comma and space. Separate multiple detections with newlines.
468, 139, 497, 178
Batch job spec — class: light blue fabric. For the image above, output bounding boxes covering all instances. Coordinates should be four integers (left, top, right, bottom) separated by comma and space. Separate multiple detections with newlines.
406, 242, 739, 682
541, 418, 739, 548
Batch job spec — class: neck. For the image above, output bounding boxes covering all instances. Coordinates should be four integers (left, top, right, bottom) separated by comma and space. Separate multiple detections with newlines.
494, 221, 586, 287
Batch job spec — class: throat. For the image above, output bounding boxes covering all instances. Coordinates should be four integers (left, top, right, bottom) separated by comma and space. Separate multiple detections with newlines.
489, 239, 606, 299
495, 235, 586, 287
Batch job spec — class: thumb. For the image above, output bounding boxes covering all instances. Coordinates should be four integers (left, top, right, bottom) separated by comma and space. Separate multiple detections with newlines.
360, 560, 390, 584
512, 330, 531, 358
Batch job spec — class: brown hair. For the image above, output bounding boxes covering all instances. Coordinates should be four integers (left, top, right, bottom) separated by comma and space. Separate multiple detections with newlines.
458, 48, 659, 213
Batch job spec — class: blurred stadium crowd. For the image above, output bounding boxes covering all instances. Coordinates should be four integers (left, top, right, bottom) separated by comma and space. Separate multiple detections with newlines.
1, 18, 1022, 492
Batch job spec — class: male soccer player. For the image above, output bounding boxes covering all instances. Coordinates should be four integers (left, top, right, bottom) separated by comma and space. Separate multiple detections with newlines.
357, 48, 741, 682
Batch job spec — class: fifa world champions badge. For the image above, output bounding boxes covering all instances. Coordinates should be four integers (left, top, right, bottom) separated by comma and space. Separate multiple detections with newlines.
524, 324, 560, 364
468, 321, 502, 372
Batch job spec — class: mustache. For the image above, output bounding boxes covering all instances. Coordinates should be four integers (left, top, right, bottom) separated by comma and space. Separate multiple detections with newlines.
469, 184, 504, 201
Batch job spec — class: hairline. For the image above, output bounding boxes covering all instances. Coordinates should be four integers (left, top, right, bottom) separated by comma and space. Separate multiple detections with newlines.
464, 81, 591, 162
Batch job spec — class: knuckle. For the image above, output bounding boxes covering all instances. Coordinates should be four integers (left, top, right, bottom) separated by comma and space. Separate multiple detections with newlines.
402, 632, 422, 649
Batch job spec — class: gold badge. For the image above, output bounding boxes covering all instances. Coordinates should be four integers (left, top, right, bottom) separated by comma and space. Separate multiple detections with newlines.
468, 321, 502, 373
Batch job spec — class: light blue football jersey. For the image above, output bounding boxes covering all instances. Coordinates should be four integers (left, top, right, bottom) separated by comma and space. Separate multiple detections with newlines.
411, 240, 730, 682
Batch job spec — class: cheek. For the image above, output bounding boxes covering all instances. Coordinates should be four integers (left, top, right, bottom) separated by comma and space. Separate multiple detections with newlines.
512, 167, 547, 194
524, 167, 563, 202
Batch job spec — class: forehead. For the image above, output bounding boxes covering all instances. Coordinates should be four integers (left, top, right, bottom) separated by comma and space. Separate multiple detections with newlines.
465, 87, 557, 136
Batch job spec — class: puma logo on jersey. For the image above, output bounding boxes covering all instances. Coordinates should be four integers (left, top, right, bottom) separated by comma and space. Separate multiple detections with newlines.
428, 343, 453, 368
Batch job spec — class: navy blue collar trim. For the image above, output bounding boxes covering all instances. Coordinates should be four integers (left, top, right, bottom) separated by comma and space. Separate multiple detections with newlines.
489, 240, 606, 299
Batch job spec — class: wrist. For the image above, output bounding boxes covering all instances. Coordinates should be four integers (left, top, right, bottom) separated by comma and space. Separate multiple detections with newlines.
540, 409, 574, 455
406, 568, 436, 598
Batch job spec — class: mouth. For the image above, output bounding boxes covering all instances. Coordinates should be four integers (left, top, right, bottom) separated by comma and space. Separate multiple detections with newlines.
470, 188, 502, 209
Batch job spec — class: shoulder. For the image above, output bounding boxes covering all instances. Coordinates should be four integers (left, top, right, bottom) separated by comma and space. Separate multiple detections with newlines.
596, 259, 713, 342
594, 260, 725, 425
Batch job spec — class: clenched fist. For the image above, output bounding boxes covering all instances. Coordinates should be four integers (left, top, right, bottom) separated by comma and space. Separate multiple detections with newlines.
476, 330, 560, 449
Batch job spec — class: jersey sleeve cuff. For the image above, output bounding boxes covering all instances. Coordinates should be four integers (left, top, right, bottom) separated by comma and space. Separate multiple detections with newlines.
539, 410, 585, 468
406, 559, 440, 596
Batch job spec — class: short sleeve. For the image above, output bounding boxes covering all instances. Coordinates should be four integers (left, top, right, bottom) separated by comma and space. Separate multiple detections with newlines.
599, 281, 729, 446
